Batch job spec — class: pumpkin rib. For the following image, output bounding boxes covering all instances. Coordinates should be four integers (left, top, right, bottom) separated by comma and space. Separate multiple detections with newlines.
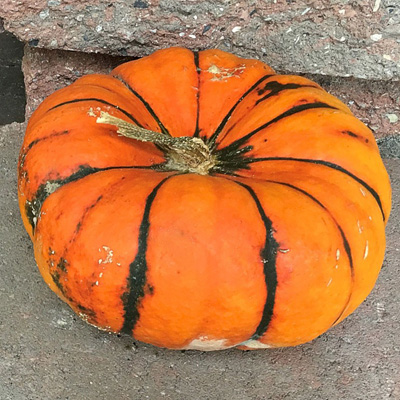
121, 174, 176, 335
47, 192, 106, 303
254, 81, 320, 106
230, 180, 279, 340
193, 51, 201, 138
227, 177, 355, 344
244, 157, 385, 221
25, 164, 161, 233
263, 179, 355, 325
214, 81, 323, 145
112, 74, 171, 136
48, 97, 143, 127
207, 73, 275, 146
49, 174, 139, 320
340, 129, 371, 143
22, 96, 142, 154
22, 129, 70, 156
216, 102, 338, 153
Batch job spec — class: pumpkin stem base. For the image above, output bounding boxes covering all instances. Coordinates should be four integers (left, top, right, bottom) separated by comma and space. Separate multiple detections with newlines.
95, 111, 216, 175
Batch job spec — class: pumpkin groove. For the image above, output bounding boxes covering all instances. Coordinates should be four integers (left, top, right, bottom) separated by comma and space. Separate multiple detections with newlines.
216, 102, 339, 152
233, 180, 279, 340
49, 97, 142, 126
264, 179, 355, 324
207, 74, 275, 146
229, 176, 355, 329
24, 164, 162, 233
193, 50, 201, 138
113, 75, 172, 136
121, 175, 176, 335
244, 157, 385, 220
18, 47, 391, 350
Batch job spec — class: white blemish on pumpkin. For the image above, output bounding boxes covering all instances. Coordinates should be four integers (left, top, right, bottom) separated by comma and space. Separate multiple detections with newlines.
45, 181, 61, 195
336, 249, 340, 261
240, 339, 272, 349
335, 264, 339, 269
95, 281, 99, 286
357, 220, 364, 234
87, 107, 97, 117
360, 187, 366, 197
79, 312, 89, 322
207, 64, 246, 81
98, 246, 114, 264
184, 337, 231, 351
327, 278, 332, 287
364, 241, 369, 259
279, 249, 290, 253
116, 263, 121, 266
33, 217, 37, 226
99, 272, 103, 278
369, 216, 373, 221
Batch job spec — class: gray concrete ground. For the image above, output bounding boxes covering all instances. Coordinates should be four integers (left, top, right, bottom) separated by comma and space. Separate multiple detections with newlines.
1, 122, 399, 400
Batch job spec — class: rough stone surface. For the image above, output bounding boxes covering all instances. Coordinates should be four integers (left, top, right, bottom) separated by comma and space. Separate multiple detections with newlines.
23, 46, 400, 137
0, 31, 26, 125
22, 46, 128, 119
1, 122, 399, 399
1, 0, 399, 80
309, 74, 400, 138
377, 135, 400, 158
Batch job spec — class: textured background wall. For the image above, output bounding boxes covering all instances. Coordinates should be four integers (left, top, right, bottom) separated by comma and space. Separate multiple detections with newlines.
0, 0, 399, 136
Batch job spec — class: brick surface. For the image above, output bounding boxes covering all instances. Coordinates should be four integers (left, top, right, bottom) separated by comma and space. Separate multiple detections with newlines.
1, 0, 399, 80
23, 46, 400, 137
22, 46, 128, 119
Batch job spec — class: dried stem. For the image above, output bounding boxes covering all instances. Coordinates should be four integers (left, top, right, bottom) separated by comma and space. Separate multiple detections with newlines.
96, 111, 216, 175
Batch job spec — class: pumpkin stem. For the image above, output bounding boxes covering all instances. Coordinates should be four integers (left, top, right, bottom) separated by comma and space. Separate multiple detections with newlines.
95, 111, 216, 175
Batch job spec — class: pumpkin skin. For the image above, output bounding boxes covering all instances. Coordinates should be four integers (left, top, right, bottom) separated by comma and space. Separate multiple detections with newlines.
18, 47, 391, 351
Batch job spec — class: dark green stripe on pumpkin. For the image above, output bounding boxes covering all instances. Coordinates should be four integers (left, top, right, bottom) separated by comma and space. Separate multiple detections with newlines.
49, 98, 143, 127
25, 164, 160, 234
255, 81, 318, 105
193, 50, 201, 138
120, 176, 173, 335
233, 181, 279, 340
266, 180, 354, 325
24, 130, 70, 153
246, 157, 386, 221
112, 74, 171, 136
216, 102, 338, 155
207, 73, 275, 147
341, 130, 369, 143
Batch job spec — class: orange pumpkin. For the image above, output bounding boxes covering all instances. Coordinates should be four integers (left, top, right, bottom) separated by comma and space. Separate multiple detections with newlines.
18, 47, 391, 350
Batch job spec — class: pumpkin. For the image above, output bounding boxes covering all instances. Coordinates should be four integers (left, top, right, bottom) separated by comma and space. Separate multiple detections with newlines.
18, 47, 391, 350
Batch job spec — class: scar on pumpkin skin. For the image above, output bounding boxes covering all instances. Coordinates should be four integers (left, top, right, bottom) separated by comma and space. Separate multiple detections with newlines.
206, 64, 246, 81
